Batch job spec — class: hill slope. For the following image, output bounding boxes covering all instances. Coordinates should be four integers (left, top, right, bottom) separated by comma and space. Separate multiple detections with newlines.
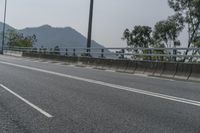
20, 25, 104, 49
0, 22, 15, 43
0, 22, 15, 31
0, 22, 105, 49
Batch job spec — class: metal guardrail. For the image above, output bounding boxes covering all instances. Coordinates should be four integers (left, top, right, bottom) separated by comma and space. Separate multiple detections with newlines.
3, 46, 200, 62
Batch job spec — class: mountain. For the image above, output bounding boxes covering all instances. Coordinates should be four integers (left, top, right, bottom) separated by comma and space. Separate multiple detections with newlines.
0, 22, 15, 42
0, 22, 105, 49
0, 22, 15, 31
19, 25, 104, 49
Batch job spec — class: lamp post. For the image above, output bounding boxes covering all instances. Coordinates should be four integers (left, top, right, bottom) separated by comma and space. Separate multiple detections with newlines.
1, 0, 7, 54
86, 0, 94, 56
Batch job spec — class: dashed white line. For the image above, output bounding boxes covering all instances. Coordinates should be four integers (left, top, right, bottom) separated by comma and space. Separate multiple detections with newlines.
0, 84, 53, 118
0, 61, 200, 107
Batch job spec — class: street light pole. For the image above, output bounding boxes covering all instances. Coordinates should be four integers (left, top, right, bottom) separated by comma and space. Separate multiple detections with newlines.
86, 0, 94, 56
1, 0, 7, 54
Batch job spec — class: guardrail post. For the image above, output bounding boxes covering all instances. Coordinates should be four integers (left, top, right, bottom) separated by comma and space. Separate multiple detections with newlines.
65, 48, 68, 56
121, 49, 125, 59
73, 49, 76, 57
86, 48, 92, 57
101, 49, 104, 58
173, 49, 177, 62
149, 49, 152, 61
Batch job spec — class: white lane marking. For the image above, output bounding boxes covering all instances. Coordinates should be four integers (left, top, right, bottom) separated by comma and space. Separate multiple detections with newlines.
0, 84, 53, 118
0, 61, 200, 107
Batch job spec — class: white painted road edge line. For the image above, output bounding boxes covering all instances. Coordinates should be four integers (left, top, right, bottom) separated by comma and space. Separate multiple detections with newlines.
1, 61, 200, 107
0, 84, 53, 118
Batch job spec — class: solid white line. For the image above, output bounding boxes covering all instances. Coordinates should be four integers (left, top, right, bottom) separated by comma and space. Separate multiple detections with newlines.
0, 84, 53, 118
0, 61, 200, 107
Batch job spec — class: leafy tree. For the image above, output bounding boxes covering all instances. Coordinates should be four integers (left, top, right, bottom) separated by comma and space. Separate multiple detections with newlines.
153, 14, 184, 61
193, 34, 200, 47
122, 26, 153, 60
189, 33, 200, 62
153, 13, 184, 48
5, 30, 37, 48
168, 0, 200, 62
122, 26, 153, 48
168, 0, 200, 57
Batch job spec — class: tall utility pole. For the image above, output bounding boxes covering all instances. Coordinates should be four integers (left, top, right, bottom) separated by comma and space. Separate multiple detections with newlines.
1, 0, 7, 54
86, 0, 94, 55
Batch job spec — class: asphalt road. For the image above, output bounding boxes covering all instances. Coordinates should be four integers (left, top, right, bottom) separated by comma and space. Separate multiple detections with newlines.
0, 55, 200, 133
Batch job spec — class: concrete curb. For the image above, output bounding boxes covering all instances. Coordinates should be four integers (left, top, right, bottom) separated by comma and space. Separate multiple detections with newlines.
22, 53, 200, 82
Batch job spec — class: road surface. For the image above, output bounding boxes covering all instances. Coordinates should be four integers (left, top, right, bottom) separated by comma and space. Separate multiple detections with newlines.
0, 55, 200, 133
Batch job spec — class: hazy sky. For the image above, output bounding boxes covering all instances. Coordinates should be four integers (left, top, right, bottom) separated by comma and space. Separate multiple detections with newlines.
0, 0, 175, 47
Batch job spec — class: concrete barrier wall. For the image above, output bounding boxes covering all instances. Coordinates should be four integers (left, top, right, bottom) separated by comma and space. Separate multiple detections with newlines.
175, 63, 193, 80
161, 63, 178, 78
22, 53, 200, 82
189, 64, 200, 82
132, 61, 144, 74
4, 50, 23, 57
144, 62, 158, 75
125, 61, 137, 73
